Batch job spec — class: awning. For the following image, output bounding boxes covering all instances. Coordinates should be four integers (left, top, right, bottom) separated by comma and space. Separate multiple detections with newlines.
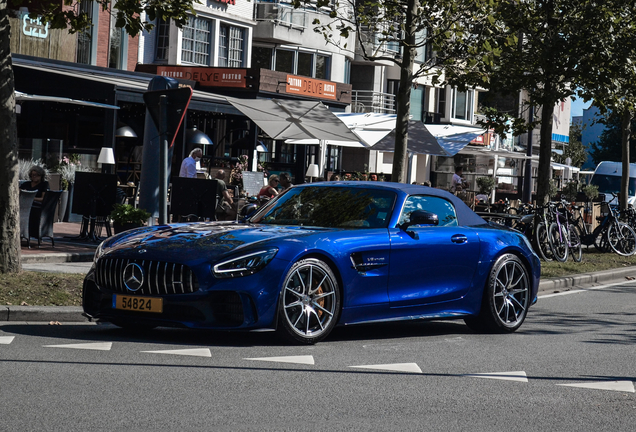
286, 113, 396, 147
371, 121, 485, 156
459, 146, 538, 160
15, 91, 120, 109
226, 97, 362, 141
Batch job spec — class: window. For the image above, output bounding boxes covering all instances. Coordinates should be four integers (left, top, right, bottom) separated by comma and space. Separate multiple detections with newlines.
399, 196, 458, 227
437, 88, 446, 117
252, 46, 273, 69
315, 54, 330, 79
297, 52, 313, 77
344, 58, 351, 84
219, 24, 245, 67
275, 50, 294, 73
76, 0, 94, 64
155, 17, 170, 61
181, 16, 211, 65
452, 89, 473, 121
410, 86, 425, 122
108, 1, 126, 69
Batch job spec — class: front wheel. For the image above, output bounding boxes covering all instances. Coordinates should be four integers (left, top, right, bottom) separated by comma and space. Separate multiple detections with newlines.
277, 258, 341, 344
548, 222, 569, 262
568, 225, 583, 262
534, 222, 553, 262
607, 222, 636, 256
465, 254, 531, 333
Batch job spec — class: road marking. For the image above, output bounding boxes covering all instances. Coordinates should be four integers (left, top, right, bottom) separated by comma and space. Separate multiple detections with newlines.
539, 279, 636, 299
141, 348, 212, 357
0, 336, 15, 344
44, 342, 113, 351
244, 355, 315, 365
558, 380, 635, 393
463, 371, 528, 382
350, 363, 423, 373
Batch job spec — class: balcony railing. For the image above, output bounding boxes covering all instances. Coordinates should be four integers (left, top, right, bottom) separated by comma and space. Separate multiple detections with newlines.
351, 90, 396, 114
255, 3, 307, 29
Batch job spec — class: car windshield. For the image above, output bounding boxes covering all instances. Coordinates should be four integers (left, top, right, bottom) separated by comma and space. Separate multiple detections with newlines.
591, 174, 636, 196
251, 186, 397, 228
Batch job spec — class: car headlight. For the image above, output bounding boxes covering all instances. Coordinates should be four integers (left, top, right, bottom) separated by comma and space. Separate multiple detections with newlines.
212, 248, 278, 279
93, 241, 107, 264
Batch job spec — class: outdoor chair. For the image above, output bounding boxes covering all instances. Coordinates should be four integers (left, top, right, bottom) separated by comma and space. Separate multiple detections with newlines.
28, 190, 63, 248
19, 189, 37, 248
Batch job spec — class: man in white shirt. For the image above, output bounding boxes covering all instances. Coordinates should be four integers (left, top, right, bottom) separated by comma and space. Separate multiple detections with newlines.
179, 148, 202, 178
451, 166, 467, 193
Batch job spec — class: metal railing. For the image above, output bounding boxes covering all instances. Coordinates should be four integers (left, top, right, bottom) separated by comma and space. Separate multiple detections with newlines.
255, 3, 307, 29
350, 90, 396, 114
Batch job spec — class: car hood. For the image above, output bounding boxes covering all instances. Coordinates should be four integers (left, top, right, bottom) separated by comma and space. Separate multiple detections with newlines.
101, 222, 326, 263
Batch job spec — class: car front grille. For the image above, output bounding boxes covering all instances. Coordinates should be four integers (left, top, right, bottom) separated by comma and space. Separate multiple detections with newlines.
95, 258, 199, 295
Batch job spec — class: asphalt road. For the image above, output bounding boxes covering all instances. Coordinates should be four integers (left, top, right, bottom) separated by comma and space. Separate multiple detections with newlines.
1, 281, 635, 431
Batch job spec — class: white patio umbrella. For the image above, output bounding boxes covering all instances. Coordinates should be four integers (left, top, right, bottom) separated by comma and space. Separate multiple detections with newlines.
15, 91, 120, 109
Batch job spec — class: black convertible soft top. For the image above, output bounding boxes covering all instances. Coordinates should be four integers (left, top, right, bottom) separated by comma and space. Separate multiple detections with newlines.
297, 181, 488, 227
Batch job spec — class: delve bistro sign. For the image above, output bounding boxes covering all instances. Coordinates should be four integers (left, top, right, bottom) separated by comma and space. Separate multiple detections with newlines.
285, 75, 336, 100
156, 66, 247, 88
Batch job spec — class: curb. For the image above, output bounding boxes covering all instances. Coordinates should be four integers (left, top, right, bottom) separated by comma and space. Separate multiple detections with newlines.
21, 252, 95, 264
538, 266, 636, 293
1, 306, 86, 322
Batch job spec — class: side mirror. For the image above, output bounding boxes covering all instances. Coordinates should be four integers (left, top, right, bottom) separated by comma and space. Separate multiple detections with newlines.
240, 204, 258, 218
401, 210, 438, 230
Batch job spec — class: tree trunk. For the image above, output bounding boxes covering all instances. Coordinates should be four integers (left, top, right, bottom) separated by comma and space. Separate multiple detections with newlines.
391, 0, 418, 184
0, 4, 20, 274
536, 101, 554, 205
620, 108, 631, 210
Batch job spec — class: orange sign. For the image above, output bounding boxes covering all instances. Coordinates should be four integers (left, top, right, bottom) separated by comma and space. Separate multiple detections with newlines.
285, 75, 337, 100
156, 66, 246, 88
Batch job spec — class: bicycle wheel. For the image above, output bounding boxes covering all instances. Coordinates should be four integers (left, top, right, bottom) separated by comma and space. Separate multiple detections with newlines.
594, 225, 611, 253
568, 224, 582, 262
607, 222, 636, 256
534, 222, 553, 261
548, 222, 569, 262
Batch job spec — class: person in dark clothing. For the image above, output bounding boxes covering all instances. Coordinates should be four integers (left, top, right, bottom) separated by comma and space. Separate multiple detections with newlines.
20, 166, 49, 207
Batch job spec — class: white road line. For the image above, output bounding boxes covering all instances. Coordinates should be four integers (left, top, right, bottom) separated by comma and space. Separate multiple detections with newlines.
141, 348, 212, 357
558, 380, 635, 393
350, 363, 423, 374
463, 371, 528, 382
539, 279, 636, 299
43, 342, 113, 351
0, 336, 15, 344
244, 355, 315, 365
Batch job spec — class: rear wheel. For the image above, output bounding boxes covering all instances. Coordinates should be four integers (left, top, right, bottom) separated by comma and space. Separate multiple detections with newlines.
568, 225, 583, 262
548, 222, 568, 262
534, 222, 553, 261
607, 222, 636, 256
277, 258, 341, 344
465, 254, 530, 333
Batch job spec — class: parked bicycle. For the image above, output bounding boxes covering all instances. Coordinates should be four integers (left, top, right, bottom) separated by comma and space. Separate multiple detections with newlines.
547, 200, 582, 262
589, 194, 636, 256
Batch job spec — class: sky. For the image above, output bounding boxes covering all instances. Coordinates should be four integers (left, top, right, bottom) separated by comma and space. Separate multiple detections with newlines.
570, 95, 592, 118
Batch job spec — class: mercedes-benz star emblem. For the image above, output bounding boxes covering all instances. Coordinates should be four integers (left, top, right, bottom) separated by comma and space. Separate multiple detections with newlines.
123, 263, 144, 292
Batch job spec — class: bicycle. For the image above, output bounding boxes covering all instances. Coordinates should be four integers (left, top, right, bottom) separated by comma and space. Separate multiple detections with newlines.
533, 203, 556, 262
591, 194, 636, 256
547, 200, 582, 262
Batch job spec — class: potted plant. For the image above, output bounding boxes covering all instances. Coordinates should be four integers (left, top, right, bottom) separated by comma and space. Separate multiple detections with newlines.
476, 176, 495, 198
110, 204, 151, 234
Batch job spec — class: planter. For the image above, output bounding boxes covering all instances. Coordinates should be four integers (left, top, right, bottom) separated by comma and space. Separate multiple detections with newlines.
113, 222, 143, 234
57, 189, 69, 222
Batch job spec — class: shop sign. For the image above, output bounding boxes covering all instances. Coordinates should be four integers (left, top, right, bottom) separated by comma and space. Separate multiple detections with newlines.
22, 14, 48, 39
285, 75, 337, 100
156, 66, 246, 88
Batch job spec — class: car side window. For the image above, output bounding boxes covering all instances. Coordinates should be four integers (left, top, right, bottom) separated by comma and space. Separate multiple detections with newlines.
399, 195, 458, 227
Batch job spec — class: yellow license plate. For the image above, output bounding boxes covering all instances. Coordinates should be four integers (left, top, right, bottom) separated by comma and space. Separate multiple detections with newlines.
113, 295, 163, 313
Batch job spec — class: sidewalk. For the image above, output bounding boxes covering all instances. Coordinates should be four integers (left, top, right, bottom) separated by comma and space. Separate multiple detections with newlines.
8, 223, 636, 323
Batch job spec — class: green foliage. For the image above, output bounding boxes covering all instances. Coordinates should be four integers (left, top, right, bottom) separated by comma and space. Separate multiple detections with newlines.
589, 112, 636, 165
110, 204, 150, 225
476, 176, 495, 195
561, 181, 579, 202
582, 184, 599, 201
547, 179, 558, 200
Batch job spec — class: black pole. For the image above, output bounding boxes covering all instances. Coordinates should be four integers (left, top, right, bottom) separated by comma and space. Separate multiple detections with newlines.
159, 95, 168, 224
522, 107, 534, 203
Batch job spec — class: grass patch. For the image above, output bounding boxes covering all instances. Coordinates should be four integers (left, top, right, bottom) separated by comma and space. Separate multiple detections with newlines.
1, 248, 636, 307
0, 272, 84, 306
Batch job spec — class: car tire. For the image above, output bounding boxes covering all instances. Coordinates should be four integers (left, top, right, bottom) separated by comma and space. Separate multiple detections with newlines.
465, 253, 530, 333
277, 258, 341, 344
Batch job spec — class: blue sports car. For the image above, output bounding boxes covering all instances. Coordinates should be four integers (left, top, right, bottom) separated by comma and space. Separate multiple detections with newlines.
82, 182, 540, 344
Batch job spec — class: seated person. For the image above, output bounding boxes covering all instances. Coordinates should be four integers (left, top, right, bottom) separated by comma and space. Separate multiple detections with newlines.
258, 175, 280, 203
20, 166, 49, 207
214, 170, 234, 220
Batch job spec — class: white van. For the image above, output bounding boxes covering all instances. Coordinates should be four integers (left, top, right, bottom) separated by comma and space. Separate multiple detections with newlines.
589, 161, 636, 205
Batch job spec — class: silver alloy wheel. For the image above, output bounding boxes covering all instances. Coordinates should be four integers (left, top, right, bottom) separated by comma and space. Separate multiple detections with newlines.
492, 258, 530, 328
281, 259, 338, 341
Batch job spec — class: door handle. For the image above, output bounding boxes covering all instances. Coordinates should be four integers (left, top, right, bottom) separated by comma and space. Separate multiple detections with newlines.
451, 234, 468, 244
